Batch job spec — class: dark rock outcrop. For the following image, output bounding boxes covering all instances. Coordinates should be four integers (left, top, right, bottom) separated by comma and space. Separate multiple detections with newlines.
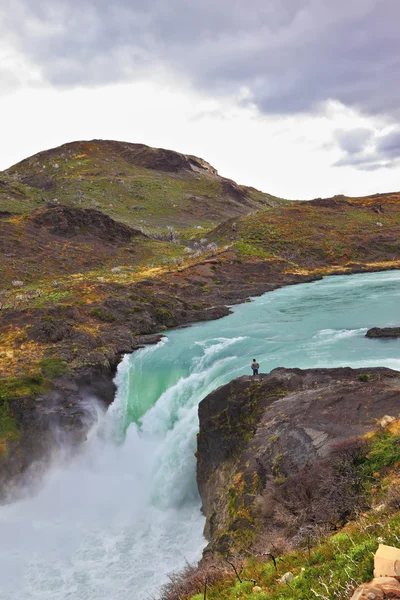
30, 205, 145, 243
113, 141, 218, 174
0, 369, 107, 502
366, 327, 400, 339
308, 197, 352, 208
19, 173, 57, 191
196, 367, 400, 555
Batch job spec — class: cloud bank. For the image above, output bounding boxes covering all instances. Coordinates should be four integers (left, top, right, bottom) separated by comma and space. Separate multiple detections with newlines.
334, 126, 400, 170
2, 0, 400, 119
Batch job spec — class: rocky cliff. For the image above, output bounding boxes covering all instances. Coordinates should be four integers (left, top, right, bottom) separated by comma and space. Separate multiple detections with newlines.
2, 139, 275, 229
196, 367, 400, 555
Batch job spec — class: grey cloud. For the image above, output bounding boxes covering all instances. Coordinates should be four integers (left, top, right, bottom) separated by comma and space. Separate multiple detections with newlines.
335, 128, 374, 154
334, 127, 400, 170
2, 0, 400, 118
376, 130, 400, 158
334, 155, 391, 170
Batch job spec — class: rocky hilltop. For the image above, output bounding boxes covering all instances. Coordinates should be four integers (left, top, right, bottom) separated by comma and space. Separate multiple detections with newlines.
197, 367, 400, 555
1, 139, 276, 230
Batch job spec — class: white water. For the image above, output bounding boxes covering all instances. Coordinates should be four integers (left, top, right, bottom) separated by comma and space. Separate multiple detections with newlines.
1, 270, 400, 599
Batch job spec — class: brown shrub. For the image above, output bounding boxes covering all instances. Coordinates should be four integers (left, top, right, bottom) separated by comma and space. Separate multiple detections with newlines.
386, 482, 400, 510
250, 529, 293, 558
158, 560, 231, 600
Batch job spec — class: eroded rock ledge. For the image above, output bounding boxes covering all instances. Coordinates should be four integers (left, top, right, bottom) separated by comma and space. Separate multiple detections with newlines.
196, 367, 400, 556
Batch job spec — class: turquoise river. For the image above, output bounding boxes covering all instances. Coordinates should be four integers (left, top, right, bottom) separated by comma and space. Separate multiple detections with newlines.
0, 270, 399, 599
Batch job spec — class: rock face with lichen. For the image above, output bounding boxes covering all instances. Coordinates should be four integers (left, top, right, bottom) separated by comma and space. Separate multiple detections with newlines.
196, 367, 400, 556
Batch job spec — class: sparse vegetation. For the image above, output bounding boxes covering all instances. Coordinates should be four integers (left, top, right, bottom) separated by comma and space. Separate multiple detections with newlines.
155, 307, 173, 325
210, 196, 400, 274
159, 423, 400, 600
0, 400, 18, 438
39, 357, 68, 378
89, 307, 116, 322
0, 373, 50, 400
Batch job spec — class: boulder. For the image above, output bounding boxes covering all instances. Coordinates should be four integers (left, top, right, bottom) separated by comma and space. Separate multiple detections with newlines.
279, 572, 294, 584
366, 328, 400, 339
350, 577, 400, 599
374, 544, 400, 578
380, 416, 396, 428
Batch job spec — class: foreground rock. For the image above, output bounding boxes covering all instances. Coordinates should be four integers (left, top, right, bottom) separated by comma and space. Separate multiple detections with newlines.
374, 544, 400, 578
366, 327, 400, 339
350, 545, 400, 599
196, 367, 400, 555
350, 577, 400, 600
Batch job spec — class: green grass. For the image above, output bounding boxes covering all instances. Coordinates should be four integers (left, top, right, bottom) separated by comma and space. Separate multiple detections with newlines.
0, 175, 43, 214
361, 430, 400, 477
186, 424, 400, 600
33, 291, 75, 308
39, 357, 69, 378
0, 399, 18, 438
189, 513, 400, 600
0, 373, 50, 400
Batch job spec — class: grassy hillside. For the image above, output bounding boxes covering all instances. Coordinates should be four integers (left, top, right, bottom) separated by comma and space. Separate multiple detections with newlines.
2, 139, 280, 232
210, 192, 400, 275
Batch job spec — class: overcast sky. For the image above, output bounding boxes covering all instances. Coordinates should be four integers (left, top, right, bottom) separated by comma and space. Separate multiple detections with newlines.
1, 0, 399, 199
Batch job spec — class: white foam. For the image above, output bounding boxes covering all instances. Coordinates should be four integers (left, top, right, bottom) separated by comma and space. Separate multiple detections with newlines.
313, 328, 368, 343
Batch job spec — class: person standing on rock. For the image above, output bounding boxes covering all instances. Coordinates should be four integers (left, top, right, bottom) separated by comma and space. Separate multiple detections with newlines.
251, 359, 259, 376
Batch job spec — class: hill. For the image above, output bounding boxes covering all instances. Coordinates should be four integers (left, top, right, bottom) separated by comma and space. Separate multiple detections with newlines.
209, 191, 400, 274
1, 139, 279, 232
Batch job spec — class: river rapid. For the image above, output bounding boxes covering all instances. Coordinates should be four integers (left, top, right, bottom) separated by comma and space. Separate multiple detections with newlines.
0, 270, 399, 599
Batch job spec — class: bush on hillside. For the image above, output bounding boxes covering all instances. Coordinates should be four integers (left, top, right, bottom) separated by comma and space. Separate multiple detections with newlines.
158, 561, 231, 600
